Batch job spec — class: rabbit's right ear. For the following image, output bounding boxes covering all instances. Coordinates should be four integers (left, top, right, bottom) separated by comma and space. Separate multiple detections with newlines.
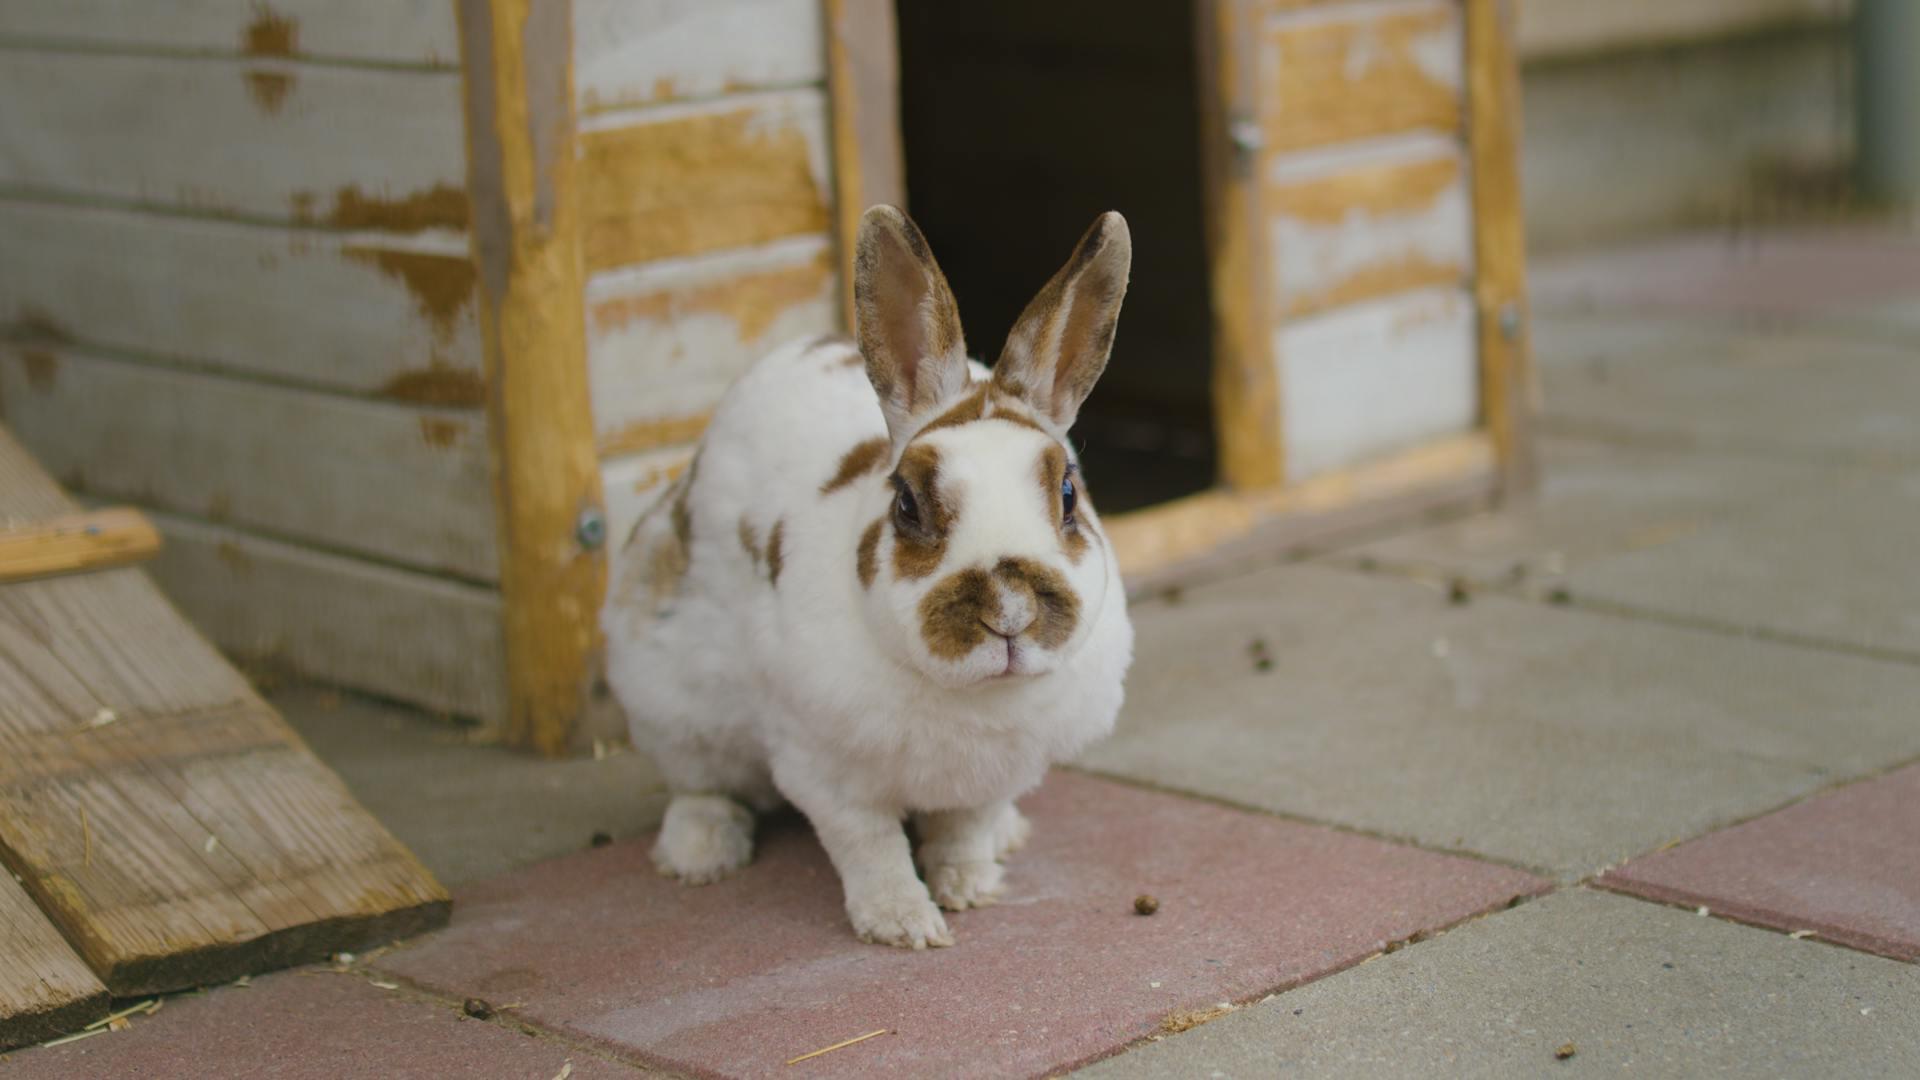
855, 206, 971, 445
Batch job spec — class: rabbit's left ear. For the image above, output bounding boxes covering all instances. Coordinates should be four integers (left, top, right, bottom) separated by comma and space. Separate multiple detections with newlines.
993, 212, 1131, 430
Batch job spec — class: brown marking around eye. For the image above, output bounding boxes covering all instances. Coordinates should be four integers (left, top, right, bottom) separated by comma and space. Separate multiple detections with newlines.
995, 557, 1080, 648
918, 568, 996, 660
821, 436, 890, 495
891, 442, 952, 580
738, 516, 763, 568
766, 518, 786, 586
1035, 443, 1091, 563
857, 517, 884, 588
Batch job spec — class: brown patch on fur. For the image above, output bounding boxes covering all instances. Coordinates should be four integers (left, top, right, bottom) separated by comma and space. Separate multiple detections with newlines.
997, 556, 1080, 647
670, 451, 700, 550
857, 517, 883, 588
821, 436, 890, 494
918, 568, 995, 660
890, 443, 952, 580
646, 530, 690, 607
917, 558, 1081, 661
738, 516, 763, 568
913, 385, 1047, 441
765, 519, 786, 586
1036, 445, 1093, 563
842, 352, 866, 368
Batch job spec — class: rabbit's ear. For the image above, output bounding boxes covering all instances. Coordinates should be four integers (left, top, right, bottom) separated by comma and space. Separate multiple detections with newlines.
993, 212, 1131, 430
855, 206, 972, 444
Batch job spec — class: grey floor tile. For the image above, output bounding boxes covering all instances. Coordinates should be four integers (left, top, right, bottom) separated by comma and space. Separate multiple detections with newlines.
1077, 889, 1920, 1079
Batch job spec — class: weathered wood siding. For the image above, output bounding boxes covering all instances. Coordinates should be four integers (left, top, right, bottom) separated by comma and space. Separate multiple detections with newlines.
1278, 285, 1479, 482
0, 345, 497, 581
1259, 0, 1481, 482
0, 201, 481, 396
0, 0, 495, 720
577, 4, 838, 544
576, 0, 824, 113
0, 2, 461, 66
145, 513, 507, 722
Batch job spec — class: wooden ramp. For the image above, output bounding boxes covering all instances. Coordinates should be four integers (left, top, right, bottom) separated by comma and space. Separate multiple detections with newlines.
0, 427, 449, 1049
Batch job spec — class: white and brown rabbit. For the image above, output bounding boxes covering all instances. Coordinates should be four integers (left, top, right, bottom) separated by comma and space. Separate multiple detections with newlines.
602, 205, 1134, 948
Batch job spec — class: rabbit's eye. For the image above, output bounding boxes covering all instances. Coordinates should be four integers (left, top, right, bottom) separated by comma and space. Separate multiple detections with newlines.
1061, 469, 1078, 525
893, 484, 921, 528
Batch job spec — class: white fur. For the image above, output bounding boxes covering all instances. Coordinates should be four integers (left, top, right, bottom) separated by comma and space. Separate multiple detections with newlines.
603, 336, 1132, 948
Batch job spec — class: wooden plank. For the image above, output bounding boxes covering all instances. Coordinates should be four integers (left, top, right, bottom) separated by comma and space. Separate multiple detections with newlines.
576, 0, 825, 113
1278, 285, 1480, 482
1517, 0, 1842, 61
602, 446, 696, 552
459, 0, 605, 755
822, 0, 906, 331
0, 1, 461, 67
0, 431, 448, 996
1466, 0, 1539, 494
0, 200, 483, 399
1106, 430, 1495, 586
1261, 0, 1463, 154
0, 872, 108, 1051
587, 236, 836, 453
0, 345, 498, 581
1199, 0, 1285, 492
1267, 133, 1474, 318
579, 89, 833, 273
145, 513, 507, 723
0, 508, 160, 584
0, 50, 466, 225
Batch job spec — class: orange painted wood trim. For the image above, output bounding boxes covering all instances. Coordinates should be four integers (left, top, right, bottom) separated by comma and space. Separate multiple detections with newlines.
822, 0, 905, 333
1465, 0, 1540, 496
1198, 0, 1285, 492
457, 0, 605, 755
0, 507, 160, 584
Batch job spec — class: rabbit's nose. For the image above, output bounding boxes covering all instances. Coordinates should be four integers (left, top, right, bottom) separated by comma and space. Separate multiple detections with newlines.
981, 612, 1034, 639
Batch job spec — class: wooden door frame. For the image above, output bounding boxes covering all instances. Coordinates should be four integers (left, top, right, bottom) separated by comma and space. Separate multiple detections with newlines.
822, 0, 1531, 590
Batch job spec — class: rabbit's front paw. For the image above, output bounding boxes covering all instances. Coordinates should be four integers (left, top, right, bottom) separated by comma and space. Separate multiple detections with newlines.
848, 884, 953, 949
652, 794, 754, 885
925, 858, 1005, 911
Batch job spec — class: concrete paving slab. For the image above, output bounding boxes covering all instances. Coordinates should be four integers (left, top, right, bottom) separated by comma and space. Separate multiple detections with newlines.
1081, 565, 1920, 879
0, 969, 639, 1080
1340, 437, 1837, 587
1075, 889, 1920, 1079
374, 771, 1543, 1080
1563, 470, 1920, 660
1535, 314, 1920, 469
277, 686, 669, 885
1602, 763, 1920, 963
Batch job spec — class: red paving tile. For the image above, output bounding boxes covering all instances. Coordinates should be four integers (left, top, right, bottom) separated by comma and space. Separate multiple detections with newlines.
0, 969, 636, 1080
1600, 763, 1920, 963
376, 771, 1545, 1079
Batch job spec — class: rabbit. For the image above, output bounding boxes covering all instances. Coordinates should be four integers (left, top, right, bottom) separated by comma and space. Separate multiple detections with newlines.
602, 205, 1135, 948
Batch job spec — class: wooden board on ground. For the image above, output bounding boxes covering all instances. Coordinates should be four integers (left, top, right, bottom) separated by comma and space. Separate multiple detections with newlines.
0, 426, 450, 998
0, 871, 107, 1051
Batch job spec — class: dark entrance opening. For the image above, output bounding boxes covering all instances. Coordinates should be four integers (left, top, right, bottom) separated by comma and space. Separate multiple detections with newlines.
895, 1, 1216, 514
